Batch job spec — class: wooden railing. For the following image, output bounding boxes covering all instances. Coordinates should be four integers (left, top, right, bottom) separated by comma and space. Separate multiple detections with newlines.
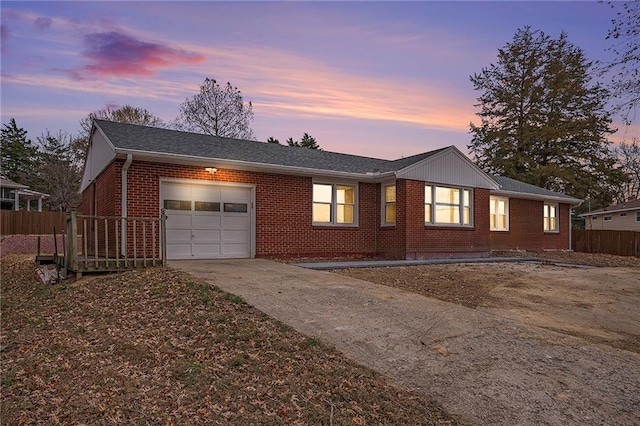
64, 211, 167, 274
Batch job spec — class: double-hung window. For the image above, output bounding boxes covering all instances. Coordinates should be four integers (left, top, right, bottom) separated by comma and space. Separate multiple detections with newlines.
425, 185, 472, 226
489, 197, 508, 231
383, 184, 396, 225
313, 183, 357, 225
543, 204, 558, 232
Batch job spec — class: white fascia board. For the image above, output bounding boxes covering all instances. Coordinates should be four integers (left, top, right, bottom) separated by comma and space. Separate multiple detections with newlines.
396, 146, 500, 190
578, 206, 640, 217
113, 148, 395, 181
492, 189, 582, 206
80, 124, 117, 192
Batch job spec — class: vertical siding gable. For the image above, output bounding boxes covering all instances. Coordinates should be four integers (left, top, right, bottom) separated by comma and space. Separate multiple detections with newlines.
81, 127, 117, 191
395, 147, 498, 189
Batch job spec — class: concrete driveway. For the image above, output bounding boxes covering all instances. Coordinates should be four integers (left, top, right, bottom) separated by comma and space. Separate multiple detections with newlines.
170, 259, 640, 426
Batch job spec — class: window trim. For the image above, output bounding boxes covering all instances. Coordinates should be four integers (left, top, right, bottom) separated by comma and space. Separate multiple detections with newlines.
636, 211, 640, 222
489, 196, 509, 231
603, 215, 613, 222
620, 212, 627, 217
543, 203, 559, 233
425, 184, 473, 227
381, 182, 396, 226
312, 182, 358, 227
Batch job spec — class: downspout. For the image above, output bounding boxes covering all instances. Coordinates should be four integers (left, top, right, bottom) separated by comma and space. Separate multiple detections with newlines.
121, 154, 133, 257
568, 207, 572, 251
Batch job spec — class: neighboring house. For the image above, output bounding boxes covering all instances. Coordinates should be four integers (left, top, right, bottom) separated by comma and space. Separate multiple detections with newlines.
489, 176, 581, 250
81, 120, 580, 260
0, 178, 48, 211
580, 199, 640, 231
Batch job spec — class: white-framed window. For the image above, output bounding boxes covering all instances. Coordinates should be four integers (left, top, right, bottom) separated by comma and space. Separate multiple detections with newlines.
382, 183, 396, 225
425, 185, 472, 226
620, 212, 627, 217
543, 203, 559, 232
489, 196, 509, 231
312, 183, 357, 226
603, 215, 612, 222
636, 211, 640, 222
591, 216, 598, 220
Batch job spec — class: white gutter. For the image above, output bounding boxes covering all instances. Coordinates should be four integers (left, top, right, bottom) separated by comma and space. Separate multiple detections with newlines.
491, 189, 582, 206
120, 154, 133, 256
113, 148, 395, 181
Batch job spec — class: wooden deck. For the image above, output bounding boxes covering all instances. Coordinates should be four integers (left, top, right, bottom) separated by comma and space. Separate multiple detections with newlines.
49, 211, 167, 279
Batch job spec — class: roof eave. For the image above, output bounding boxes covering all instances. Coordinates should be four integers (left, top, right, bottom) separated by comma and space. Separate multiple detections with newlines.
578, 205, 640, 217
492, 189, 582, 205
114, 148, 395, 181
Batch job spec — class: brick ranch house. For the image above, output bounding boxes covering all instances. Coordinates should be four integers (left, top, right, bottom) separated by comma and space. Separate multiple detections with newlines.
80, 120, 581, 260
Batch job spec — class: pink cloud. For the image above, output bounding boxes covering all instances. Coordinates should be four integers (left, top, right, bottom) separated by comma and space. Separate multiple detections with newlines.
71, 31, 205, 79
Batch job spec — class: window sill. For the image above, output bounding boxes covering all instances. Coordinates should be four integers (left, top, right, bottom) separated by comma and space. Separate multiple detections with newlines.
424, 224, 475, 230
312, 224, 358, 229
490, 229, 510, 232
544, 230, 560, 234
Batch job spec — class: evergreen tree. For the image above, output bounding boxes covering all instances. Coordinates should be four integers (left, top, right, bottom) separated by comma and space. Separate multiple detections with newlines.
286, 133, 321, 149
266, 137, 281, 144
469, 27, 624, 204
0, 118, 37, 183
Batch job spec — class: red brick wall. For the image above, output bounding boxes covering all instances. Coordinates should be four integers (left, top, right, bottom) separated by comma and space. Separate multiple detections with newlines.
121, 161, 380, 258
83, 160, 500, 259
402, 182, 491, 258
490, 198, 571, 250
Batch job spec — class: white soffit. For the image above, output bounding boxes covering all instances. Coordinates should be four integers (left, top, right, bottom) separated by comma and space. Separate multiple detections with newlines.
80, 126, 117, 192
396, 147, 499, 189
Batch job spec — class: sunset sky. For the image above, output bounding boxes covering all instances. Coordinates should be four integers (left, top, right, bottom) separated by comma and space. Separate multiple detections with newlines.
1, 1, 638, 160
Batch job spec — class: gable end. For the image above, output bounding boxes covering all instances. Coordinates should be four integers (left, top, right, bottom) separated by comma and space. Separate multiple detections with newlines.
395, 146, 498, 189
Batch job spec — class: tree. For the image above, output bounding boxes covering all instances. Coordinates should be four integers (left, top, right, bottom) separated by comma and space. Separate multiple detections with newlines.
469, 27, 624, 205
286, 133, 321, 149
614, 138, 640, 201
175, 77, 255, 140
0, 118, 37, 183
32, 131, 82, 211
266, 137, 281, 144
75, 105, 165, 162
601, 1, 640, 124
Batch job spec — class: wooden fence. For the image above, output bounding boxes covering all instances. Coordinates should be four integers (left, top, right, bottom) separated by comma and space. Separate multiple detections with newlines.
572, 229, 640, 257
1, 210, 67, 235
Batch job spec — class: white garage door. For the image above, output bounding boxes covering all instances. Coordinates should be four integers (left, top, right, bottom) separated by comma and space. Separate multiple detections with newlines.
161, 181, 253, 259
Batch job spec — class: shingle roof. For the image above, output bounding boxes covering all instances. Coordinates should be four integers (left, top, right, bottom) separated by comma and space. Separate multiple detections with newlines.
584, 198, 640, 215
95, 120, 442, 175
491, 175, 581, 202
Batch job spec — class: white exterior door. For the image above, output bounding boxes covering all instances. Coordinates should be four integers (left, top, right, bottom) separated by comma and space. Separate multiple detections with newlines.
161, 181, 253, 259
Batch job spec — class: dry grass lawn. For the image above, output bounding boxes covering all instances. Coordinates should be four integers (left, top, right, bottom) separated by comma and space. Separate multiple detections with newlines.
1, 255, 460, 425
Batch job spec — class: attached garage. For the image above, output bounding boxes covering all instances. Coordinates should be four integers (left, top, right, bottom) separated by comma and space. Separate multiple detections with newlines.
161, 180, 255, 260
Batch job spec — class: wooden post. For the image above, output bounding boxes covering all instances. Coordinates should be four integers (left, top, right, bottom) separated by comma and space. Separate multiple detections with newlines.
161, 209, 167, 266
67, 212, 78, 273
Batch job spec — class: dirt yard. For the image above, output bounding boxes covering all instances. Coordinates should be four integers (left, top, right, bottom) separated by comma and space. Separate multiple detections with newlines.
336, 257, 640, 354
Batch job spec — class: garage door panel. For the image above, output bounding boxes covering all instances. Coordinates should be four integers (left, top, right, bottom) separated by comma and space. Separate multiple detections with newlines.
162, 182, 252, 259
166, 213, 193, 228
193, 243, 222, 256
167, 243, 192, 259
222, 243, 250, 256
167, 228, 192, 239
194, 229, 221, 241
222, 229, 249, 242
192, 214, 221, 228
222, 216, 250, 228
193, 185, 221, 201
222, 188, 250, 202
